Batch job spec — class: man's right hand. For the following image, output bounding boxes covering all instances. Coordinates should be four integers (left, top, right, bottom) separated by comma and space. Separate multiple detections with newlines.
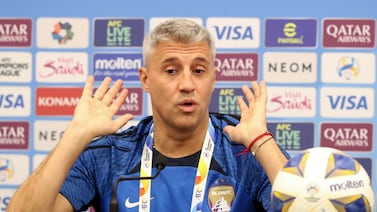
70, 75, 134, 145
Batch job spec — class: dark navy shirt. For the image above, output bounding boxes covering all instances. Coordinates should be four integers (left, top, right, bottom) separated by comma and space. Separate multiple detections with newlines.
60, 114, 289, 211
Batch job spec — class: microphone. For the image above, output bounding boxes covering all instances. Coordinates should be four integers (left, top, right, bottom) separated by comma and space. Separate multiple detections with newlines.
109, 154, 168, 212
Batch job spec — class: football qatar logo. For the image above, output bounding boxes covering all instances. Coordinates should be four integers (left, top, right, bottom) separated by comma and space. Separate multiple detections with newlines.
37, 17, 89, 48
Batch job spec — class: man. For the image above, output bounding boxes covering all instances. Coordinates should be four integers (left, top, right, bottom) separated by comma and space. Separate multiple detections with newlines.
7, 19, 288, 211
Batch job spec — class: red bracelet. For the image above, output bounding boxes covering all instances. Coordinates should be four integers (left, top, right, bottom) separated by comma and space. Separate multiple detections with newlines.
237, 131, 273, 156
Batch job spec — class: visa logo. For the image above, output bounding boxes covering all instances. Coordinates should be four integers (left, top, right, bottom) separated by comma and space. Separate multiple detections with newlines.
0, 94, 24, 108
0, 196, 10, 211
213, 25, 253, 40
207, 18, 260, 48
320, 87, 374, 118
327, 95, 367, 110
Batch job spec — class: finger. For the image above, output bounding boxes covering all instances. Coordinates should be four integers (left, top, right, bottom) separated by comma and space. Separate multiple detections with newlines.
113, 113, 134, 131
109, 88, 128, 112
93, 77, 112, 100
242, 84, 255, 105
223, 125, 234, 136
251, 81, 261, 98
257, 80, 267, 104
81, 75, 95, 98
101, 79, 124, 105
237, 96, 249, 114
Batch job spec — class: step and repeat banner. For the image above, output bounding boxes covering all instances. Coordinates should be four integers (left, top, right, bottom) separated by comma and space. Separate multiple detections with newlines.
0, 0, 376, 210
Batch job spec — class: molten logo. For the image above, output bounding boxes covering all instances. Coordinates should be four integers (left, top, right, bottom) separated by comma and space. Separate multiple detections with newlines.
329, 180, 364, 192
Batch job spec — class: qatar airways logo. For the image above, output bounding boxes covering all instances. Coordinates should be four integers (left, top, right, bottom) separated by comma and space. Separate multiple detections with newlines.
0, 122, 29, 150
116, 88, 143, 116
320, 123, 372, 151
0, 19, 32, 47
36, 52, 88, 82
214, 53, 258, 81
323, 19, 375, 48
266, 87, 316, 117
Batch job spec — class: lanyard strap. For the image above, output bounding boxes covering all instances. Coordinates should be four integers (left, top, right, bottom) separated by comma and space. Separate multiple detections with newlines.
138, 120, 215, 212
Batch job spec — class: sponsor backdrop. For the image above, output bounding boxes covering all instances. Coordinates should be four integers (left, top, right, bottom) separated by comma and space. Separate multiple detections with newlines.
0, 0, 376, 210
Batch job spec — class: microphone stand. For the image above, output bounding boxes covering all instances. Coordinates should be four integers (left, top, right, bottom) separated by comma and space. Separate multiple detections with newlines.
109, 155, 167, 212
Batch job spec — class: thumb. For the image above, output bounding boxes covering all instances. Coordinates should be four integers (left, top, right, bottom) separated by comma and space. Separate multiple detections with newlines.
223, 125, 234, 137
113, 114, 134, 131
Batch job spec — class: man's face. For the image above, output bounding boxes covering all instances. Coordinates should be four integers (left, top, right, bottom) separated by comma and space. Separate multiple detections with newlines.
140, 40, 216, 129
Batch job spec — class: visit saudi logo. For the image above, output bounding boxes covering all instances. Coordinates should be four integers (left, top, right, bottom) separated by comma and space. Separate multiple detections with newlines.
52, 22, 74, 44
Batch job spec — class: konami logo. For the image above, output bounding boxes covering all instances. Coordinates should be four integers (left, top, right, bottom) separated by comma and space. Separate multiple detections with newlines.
36, 87, 144, 116
35, 87, 82, 116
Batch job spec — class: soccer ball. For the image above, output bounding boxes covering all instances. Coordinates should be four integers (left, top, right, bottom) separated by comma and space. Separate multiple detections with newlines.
271, 147, 374, 212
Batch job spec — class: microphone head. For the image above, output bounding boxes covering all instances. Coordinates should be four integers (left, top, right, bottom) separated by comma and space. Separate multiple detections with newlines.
154, 154, 168, 170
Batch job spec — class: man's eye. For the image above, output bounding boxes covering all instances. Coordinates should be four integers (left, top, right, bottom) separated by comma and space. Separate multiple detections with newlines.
193, 69, 205, 74
166, 69, 177, 74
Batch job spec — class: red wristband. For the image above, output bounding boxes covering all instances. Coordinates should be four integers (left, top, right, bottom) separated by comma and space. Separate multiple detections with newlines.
237, 131, 273, 156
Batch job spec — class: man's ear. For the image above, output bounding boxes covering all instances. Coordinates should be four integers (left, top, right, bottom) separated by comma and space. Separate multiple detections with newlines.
139, 67, 150, 92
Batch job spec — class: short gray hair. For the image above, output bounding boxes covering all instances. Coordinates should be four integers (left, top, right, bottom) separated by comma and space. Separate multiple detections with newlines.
142, 19, 216, 67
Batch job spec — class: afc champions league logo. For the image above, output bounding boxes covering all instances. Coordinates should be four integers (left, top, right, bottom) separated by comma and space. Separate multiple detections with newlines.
337, 56, 359, 80
0, 158, 13, 182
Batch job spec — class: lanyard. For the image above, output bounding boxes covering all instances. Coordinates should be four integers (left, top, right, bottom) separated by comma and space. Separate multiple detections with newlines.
138, 119, 216, 212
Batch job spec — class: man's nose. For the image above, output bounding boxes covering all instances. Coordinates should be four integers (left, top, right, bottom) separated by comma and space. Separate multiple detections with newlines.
178, 68, 195, 92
